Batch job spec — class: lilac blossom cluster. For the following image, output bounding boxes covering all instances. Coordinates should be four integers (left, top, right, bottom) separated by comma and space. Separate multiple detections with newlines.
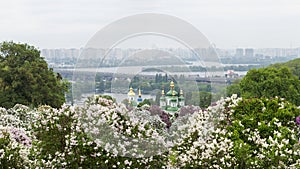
1, 94, 300, 168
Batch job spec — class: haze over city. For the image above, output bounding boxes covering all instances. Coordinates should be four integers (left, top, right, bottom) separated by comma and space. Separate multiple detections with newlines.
1, 0, 300, 49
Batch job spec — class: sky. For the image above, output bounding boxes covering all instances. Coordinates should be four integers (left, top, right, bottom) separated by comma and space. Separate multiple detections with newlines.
1, 0, 300, 49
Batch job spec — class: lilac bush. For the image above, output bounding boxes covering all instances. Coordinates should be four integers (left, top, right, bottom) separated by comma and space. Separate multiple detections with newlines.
179, 105, 200, 117
1, 94, 300, 168
296, 116, 300, 126
148, 105, 172, 129
168, 95, 300, 168
0, 106, 32, 168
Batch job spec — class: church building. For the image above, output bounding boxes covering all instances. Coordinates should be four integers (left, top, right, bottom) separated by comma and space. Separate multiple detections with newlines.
160, 81, 185, 112
127, 87, 143, 106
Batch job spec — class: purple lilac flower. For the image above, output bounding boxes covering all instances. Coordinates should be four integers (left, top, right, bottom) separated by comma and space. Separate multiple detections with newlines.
179, 105, 200, 117
148, 105, 162, 116
148, 105, 172, 128
9, 127, 32, 147
160, 111, 171, 129
296, 116, 300, 126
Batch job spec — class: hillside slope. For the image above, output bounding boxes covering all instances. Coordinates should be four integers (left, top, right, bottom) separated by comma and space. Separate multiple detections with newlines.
270, 58, 300, 77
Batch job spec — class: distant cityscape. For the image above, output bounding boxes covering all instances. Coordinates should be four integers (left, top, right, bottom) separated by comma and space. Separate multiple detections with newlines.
41, 47, 300, 68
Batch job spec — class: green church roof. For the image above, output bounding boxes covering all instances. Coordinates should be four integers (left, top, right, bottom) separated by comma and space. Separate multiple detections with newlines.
170, 97, 177, 102
167, 106, 178, 112
166, 90, 178, 96
160, 96, 166, 100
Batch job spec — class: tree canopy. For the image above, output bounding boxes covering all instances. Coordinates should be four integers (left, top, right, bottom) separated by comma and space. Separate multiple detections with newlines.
0, 41, 69, 108
270, 58, 300, 77
232, 66, 300, 105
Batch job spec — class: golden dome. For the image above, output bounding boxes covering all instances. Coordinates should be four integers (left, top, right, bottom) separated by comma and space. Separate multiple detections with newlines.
172, 90, 176, 96
127, 87, 135, 96
170, 81, 175, 89
180, 89, 183, 96
162, 89, 165, 96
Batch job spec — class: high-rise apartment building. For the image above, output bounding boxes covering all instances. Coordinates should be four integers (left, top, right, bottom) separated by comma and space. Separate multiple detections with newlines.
245, 48, 254, 57
235, 48, 244, 57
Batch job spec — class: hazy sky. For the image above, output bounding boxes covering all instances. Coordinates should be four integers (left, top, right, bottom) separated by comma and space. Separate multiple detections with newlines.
1, 0, 300, 49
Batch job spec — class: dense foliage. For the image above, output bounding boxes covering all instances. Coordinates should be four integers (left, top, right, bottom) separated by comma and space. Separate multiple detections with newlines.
226, 65, 300, 106
225, 96, 300, 168
239, 67, 300, 105
271, 58, 300, 78
1, 95, 300, 168
0, 41, 69, 108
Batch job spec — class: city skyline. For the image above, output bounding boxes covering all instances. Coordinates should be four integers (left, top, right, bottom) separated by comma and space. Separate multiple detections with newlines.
41, 47, 300, 62
1, 0, 300, 49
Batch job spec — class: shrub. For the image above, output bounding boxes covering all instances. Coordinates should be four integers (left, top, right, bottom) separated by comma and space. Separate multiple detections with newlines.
1, 95, 300, 168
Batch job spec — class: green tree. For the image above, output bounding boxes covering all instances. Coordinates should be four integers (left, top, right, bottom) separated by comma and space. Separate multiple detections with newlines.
155, 91, 161, 105
199, 91, 212, 108
158, 74, 163, 83
0, 41, 69, 108
164, 73, 168, 82
137, 98, 154, 107
239, 66, 300, 105
226, 79, 241, 97
271, 58, 300, 77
